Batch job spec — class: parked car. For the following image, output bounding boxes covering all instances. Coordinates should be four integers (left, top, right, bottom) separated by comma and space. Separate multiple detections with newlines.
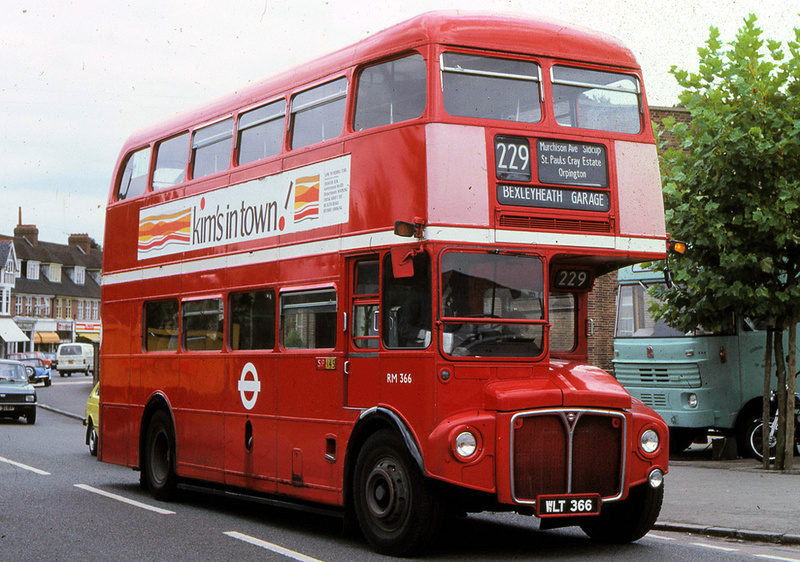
84, 382, 100, 456
19, 358, 51, 387
56, 343, 94, 376
8, 351, 52, 369
42, 352, 57, 370
0, 360, 37, 424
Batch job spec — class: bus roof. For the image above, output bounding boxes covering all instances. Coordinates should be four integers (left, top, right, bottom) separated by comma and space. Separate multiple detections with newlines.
118, 11, 640, 154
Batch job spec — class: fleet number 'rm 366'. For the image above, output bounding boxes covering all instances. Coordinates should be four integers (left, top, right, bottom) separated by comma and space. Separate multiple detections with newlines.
387, 373, 412, 384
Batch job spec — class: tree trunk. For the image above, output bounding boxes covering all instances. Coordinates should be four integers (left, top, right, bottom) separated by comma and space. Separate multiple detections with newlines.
785, 321, 796, 471
763, 325, 773, 470
774, 326, 787, 470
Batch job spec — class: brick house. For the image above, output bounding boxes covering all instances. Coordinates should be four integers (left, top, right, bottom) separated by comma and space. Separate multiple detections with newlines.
8, 221, 102, 354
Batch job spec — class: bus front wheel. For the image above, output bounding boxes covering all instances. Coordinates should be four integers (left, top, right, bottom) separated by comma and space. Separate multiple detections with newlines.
144, 410, 177, 501
353, 430, 443, 556
580, 482, 663, 543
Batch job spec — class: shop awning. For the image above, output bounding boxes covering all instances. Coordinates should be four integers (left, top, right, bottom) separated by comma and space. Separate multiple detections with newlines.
34, 331, 60, 344
0, 318, 28, 343
77, 332, 101, 342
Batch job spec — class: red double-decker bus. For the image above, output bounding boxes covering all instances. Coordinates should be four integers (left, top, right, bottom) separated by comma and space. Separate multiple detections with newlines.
100, 12, 669, 555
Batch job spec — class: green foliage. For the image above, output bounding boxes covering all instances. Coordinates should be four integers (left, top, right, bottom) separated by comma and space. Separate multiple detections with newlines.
652, 14, 800, 333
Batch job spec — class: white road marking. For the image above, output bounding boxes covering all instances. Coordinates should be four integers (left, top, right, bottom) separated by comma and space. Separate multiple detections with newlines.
754, 555, 800, 562
225, 531, 325, 562
691, 541, 739, 552
74, 484, 176, 515
646, 532, 675, 541
0, 455, 51, 475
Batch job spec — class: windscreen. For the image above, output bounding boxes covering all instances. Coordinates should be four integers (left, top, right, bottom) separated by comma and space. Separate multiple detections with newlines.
440, 250, 546, 358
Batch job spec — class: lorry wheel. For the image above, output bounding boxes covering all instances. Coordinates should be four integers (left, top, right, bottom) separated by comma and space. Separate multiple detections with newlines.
580, 482, 663, 543
353, 430, 443, 556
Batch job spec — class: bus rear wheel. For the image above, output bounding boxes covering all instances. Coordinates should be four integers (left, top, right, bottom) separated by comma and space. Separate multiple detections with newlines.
580, 482, 663, 543
144, 410, 177, 501
353, 430, 443, 556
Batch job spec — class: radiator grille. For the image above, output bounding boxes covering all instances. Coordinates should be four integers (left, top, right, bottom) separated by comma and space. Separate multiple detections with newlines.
512, 410, 624, 503
639, 392, 669, 408
614, 362, 702, 388
498, 214, 613, 233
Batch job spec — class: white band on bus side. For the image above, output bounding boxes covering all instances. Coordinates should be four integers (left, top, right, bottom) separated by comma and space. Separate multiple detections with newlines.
101, 226, 665, 287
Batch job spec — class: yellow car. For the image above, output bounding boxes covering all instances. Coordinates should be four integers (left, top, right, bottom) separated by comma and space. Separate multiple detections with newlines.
84, 382, 100, 456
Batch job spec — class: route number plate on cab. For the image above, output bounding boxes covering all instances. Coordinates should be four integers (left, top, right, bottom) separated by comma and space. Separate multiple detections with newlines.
536, 494, 601, 517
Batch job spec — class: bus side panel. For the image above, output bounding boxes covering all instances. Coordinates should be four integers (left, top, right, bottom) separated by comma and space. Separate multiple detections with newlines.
98, 300, 134, 466
176, 355, 225, 482
345, 126, 427, 235
224, 356, 278, 494
275, 354, 343, 504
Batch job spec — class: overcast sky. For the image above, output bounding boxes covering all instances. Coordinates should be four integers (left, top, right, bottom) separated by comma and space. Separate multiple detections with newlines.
1, 0, 797, 246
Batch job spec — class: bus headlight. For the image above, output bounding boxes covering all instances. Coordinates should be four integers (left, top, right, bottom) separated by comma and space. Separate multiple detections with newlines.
687, 393, 698, 408
648, 468, 664, 488
640, 429, 660, 454
454, 431, 478, 459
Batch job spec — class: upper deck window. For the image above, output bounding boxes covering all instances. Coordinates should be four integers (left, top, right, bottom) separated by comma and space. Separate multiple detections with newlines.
238, 99, 286, 165
441, 52, 542, 124
192, 118, 233, 179
552, 66, 641, 134
153, 133, 189, 190
290, 78, 348, 149
354, 54, 426, 130
117, 147, 151, 200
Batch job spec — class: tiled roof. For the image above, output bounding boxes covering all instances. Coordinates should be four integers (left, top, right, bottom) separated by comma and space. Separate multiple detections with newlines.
13, 269, 100, 299
14, 238, 101, 270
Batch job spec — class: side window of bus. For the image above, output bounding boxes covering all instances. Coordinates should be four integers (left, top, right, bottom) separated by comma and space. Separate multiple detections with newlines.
382, 252, 431, 349
549, 292, 576, 352
182, 298, 224, 351
153, 132, 189, 189
441, 52, 542, 123
352, 260, 380, 349
192, 118, 233, 179
354, 54, 426, 131
281, 289, 337, 349
117, 147, 151, 200
144, 299, 179, 351
290, 78, 348, 149
552, 66, 641, 134
230, 290, 276, 350
238, 99, 286, 165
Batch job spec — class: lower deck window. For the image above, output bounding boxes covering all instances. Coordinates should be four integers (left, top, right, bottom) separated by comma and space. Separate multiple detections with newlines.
281, 289, 337, 349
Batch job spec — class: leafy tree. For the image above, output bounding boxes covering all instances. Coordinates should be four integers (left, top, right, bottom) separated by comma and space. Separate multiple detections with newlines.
653, 15, 800, 470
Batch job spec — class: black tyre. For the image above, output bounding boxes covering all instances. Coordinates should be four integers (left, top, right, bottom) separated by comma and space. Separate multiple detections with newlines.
580, 483, 663, 543
668, 429, 696, 454
143, 410, 177, 501
353, 430, 444, 556
87, 421, 98, 457
747, 418, 800, 460
26, 408, 36, 425
44, 378, 51, 387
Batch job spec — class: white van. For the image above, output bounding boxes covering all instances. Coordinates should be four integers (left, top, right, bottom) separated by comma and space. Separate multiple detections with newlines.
56, 343, 94, 376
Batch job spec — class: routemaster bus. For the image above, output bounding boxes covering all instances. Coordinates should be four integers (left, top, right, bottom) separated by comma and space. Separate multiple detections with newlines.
100, 12, 669, 555
614, 264, 799, 457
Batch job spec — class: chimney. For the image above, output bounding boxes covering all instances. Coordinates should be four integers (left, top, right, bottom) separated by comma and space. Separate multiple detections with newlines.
68, 233, 92, 254
14, 208, 38, 246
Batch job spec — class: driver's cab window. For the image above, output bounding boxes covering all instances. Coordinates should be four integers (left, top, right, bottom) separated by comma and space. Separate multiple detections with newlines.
382, 252, 431, 348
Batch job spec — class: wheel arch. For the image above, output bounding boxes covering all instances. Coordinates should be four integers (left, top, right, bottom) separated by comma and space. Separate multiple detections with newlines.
138, 392, 175, 471
342, 407, 425, 518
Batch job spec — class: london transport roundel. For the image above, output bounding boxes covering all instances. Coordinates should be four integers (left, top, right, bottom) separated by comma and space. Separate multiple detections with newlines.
238, 362, 261, 410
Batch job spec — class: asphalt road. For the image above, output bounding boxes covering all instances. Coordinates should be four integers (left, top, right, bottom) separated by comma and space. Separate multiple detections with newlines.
1, 377, 797, 561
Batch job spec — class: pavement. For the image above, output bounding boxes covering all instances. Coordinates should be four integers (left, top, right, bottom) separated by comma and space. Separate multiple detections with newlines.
657, 440, 800, 545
